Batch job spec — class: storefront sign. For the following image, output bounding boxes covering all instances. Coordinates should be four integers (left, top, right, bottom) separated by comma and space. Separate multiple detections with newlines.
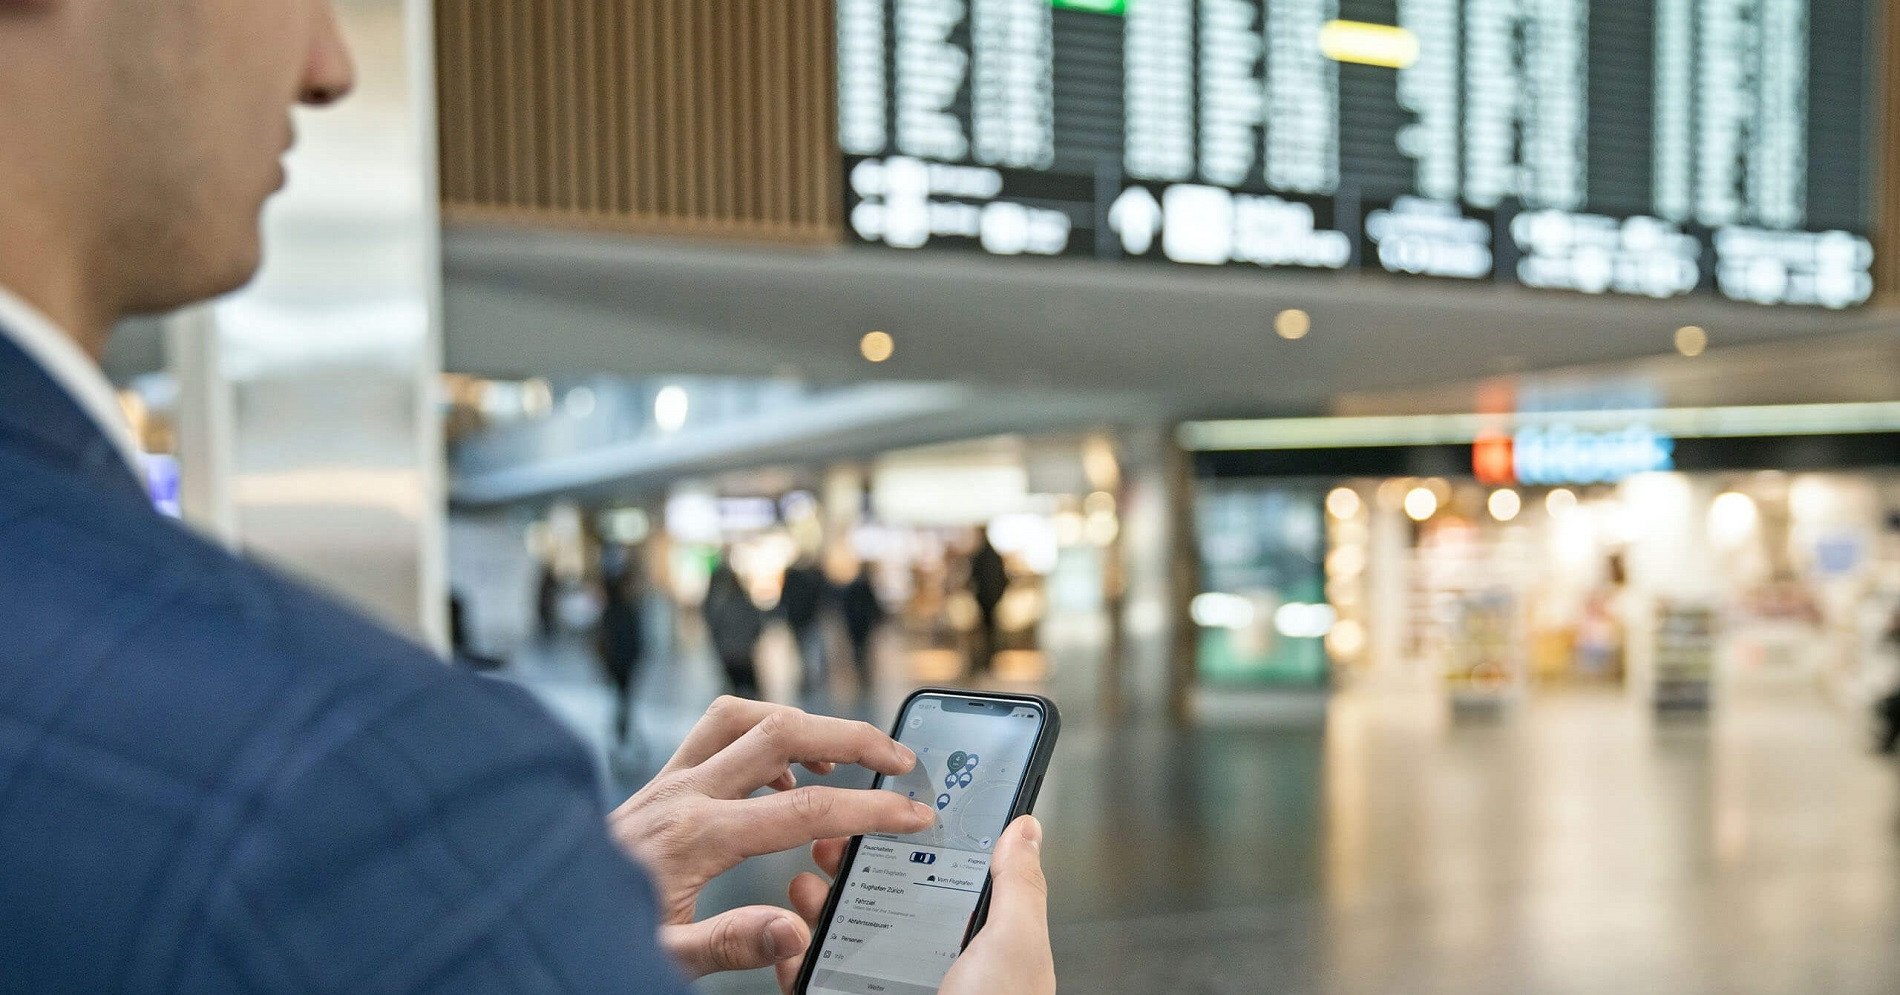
1511, 423, 1676, 485
1471, 376, 1675, 486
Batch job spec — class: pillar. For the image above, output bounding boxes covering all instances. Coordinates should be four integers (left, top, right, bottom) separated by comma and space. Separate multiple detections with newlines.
167, 0, 448, 649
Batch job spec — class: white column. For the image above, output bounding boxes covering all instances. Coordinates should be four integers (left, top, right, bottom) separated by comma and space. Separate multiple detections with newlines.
167, 0, 447, 651
1112, 426, 1190, 720
166, 307, 237, 546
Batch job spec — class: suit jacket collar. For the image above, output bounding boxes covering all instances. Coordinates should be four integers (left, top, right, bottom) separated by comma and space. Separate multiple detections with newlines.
0, 331, 151, 508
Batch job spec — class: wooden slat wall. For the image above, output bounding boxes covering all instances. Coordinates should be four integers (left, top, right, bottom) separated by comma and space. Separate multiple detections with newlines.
1878, 0, 1900, 304
435, 0, 840, 245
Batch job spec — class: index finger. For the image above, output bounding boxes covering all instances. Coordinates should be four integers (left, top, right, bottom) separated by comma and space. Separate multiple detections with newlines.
661, 696, 793, 775
694, 710, 916, 799
714, 787, 935, 859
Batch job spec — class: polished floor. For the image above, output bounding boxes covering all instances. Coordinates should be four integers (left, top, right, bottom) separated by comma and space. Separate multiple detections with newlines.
506, 635, 1900, 995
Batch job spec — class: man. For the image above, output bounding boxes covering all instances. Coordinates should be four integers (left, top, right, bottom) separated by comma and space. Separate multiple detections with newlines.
779, 555, 829, 695
837, 563, 886, 698
0, 0, 1056, 991
968, 529, 1010, 677
596, 543, 648, 748
1879, 606, 1900, 754
705, 553, 767, 698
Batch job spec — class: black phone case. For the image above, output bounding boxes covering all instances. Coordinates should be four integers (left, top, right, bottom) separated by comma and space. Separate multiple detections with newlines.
792, 687, 1061, 995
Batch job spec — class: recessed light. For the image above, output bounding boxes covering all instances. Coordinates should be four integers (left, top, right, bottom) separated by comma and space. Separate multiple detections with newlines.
860, 330, 895, 363
1275, 309, 1311, 341
654, 385, 689, 432
1488, 489, 1522, 522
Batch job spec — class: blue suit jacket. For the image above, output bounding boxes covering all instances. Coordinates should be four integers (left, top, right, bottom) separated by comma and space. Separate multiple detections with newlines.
0, 333, 691, 993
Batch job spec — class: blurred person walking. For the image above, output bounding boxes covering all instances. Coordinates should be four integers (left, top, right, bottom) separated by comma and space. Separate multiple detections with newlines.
839, 564, 887, 696
597, 544, 649, 749
969, 528, 1010, 677
0, 1, 1055, 991
1880, 689, 1900, 755
704, 556, 766, 698
780, 554, 828, 696
447, 588, 503, 671
1877, 604, 1900, 754
536, 560, 563, 640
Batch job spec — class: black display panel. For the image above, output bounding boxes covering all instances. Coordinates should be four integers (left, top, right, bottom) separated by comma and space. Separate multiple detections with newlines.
838, 0, 1879, 307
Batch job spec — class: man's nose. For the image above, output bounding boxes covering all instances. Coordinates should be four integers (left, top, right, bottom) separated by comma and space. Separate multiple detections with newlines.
301, 1, 357, 107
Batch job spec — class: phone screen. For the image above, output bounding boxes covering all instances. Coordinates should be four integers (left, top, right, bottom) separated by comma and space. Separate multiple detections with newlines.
804, 694, 1047, 995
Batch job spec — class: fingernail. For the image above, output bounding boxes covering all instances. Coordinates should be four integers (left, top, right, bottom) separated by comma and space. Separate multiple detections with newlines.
911, 801, 936, 823
1022, 815, 1043, 849
898, 744, 918, 767
768, 917, 804, 960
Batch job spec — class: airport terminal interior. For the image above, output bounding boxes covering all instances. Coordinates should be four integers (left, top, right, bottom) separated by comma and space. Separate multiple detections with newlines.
96, 0, 1900, 992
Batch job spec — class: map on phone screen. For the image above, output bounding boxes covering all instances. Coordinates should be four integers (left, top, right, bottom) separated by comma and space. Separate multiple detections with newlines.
805, 696, 1043, 995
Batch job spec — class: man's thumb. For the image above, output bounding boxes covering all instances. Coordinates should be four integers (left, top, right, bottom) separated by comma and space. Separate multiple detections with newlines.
985, 815, 1049, 930
660, 906, 809, 978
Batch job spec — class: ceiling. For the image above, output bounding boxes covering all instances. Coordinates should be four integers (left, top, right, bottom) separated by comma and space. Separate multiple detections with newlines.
444, 223, 1899, 422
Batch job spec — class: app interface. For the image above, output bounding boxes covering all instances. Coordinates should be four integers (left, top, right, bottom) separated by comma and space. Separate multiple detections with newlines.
807, 696, 1043, 995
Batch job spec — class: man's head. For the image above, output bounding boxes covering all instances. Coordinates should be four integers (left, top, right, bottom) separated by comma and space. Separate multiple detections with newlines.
0, 0, 354, 334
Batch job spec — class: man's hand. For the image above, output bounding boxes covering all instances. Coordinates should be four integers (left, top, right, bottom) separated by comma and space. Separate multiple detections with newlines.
608, 696, 935, 979
780, 815, 1056, 994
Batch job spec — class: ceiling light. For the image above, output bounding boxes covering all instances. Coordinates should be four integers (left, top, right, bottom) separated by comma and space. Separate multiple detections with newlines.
1327, 619, 1367, 657
1488, 488, 1522, 522
564, 386, 597, 418
654, 385, 689, 433
1326, 487, 1362, 519
1709, 491, 1759, 545
1674, 325, 1708, 357
1403, 486, 1438, 522
521, 378, 554, 419
1274, 309, 1311, 341
860, 330, 895, 363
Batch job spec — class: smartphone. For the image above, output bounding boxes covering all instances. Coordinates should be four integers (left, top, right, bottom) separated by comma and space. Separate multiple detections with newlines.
794, 688, 1060, 995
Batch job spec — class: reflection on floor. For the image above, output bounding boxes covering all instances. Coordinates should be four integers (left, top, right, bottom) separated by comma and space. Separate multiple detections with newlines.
502, 644, 1900, 995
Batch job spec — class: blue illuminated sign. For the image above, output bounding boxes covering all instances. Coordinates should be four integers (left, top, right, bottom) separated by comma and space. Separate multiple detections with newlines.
1512, 424, 1675, 485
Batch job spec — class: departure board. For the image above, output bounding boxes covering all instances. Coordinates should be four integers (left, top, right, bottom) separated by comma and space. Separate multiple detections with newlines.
839, 0, 1879, 307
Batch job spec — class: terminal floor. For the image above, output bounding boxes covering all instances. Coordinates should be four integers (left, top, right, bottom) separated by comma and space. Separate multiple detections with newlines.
505, 644, 1900, 994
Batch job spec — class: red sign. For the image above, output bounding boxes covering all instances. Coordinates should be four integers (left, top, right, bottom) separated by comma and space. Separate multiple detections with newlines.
1473, 379, 1516, 485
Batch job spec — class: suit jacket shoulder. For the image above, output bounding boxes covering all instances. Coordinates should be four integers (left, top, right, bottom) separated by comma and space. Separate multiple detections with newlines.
0, 441, 688, 992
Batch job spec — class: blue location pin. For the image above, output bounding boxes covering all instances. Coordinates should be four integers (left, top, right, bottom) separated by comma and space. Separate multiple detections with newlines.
936, 793, 951, 811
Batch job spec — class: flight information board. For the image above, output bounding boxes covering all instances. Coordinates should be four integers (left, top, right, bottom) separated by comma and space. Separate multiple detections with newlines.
838, 0, 1878, 307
